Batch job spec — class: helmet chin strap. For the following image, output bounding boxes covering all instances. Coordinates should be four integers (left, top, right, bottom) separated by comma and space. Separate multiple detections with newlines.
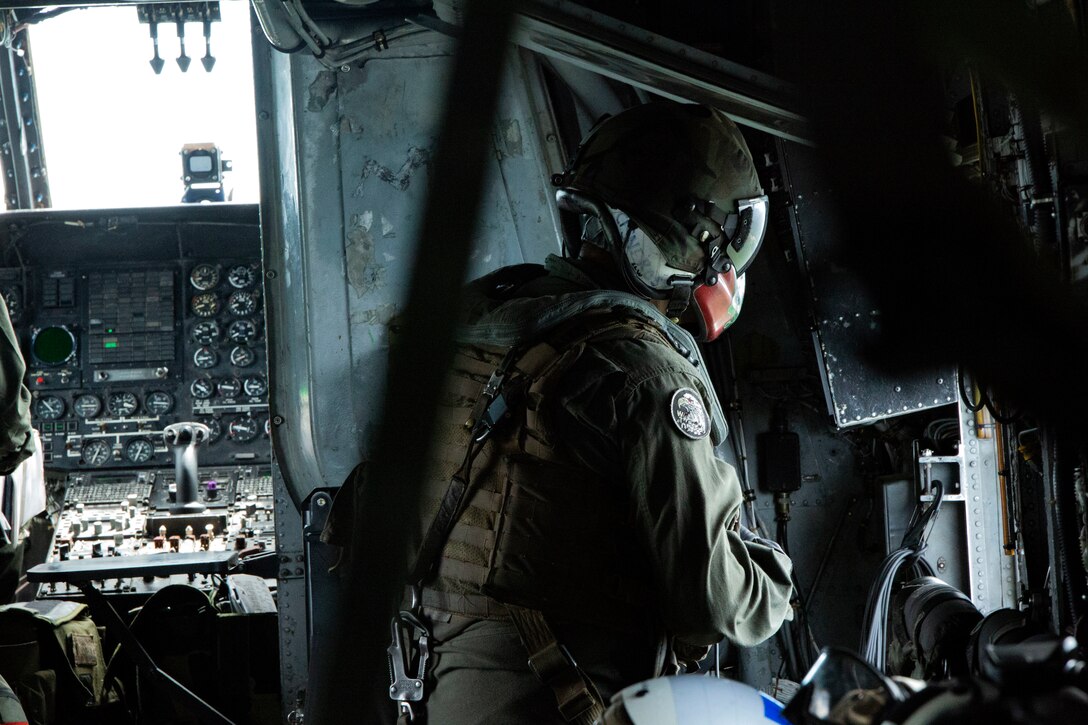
665, 276, 694, 321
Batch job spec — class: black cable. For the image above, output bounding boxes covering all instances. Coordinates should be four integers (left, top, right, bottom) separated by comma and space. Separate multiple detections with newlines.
777, 517, 818, 673
1049, 433, 1081, 627
958, 364, 986, 413
15, 7, 73, 29
959, 364, 1021, 423
983, 395, 1021, 425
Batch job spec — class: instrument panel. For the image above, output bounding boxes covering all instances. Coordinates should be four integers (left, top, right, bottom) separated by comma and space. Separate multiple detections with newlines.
5, 244, 271, 469
0, 206, 276, 597
39, 464, 276, 599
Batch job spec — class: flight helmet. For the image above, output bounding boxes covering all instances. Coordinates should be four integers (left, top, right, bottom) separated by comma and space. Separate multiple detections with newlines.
599, 675, 788, 725
554, 102, 768, 341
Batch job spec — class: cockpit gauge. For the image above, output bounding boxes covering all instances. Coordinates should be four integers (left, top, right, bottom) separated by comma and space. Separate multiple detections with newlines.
227, 264, 257, 289
145, 391, 174, 415
243, 375, 267, 397
81, 439, 112, 466
106, 392, 139, 417
191, 293, 219, 318
193, 346, 219, 369
227, 319, 257, 343
125, 438, 154, 464
190, 264, 220, 291
31, 326, 76, 366
192, 320, 220, 345
73, 394, 102, 419
34, 395, 65, 420
202, 418, 223, 443
228, 416, 259, 442
227, 290, 258, 316
217, 378, 242, 398
190, 379, 214, 400
229, 345, 255, 368
264, 417, 272, 437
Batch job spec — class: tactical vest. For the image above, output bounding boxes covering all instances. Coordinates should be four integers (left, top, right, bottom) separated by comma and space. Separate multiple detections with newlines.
414, 312, 675, 633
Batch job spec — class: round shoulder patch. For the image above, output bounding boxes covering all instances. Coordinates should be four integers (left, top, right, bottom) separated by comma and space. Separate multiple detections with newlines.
670, 387, 709, 440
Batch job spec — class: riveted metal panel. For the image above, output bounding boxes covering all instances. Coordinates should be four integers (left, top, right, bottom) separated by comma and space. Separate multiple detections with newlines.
257, 33, 563, 508
777, 140, 959, 429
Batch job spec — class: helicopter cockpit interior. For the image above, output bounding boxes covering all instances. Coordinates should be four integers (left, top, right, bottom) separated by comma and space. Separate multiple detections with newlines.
0, 1, 1085, 724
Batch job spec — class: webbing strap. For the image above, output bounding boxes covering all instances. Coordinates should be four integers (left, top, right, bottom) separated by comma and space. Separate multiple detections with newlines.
506, 605, 605, 725
407, 341, 525, 587
414, 587, 511, 619
408, 471, 472, 587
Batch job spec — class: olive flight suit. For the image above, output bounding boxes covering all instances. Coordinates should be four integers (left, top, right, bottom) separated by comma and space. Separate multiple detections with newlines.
0, 296, 33, 604
0, 296, 32, 476
411, 256, 793, 725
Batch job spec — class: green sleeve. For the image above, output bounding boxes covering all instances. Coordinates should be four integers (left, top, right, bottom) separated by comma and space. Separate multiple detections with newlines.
616, 369, 794, 647
0, 297, 33, 475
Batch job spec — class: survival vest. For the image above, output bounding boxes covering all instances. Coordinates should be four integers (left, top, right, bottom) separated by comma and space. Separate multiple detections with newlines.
414, 311, 673, 630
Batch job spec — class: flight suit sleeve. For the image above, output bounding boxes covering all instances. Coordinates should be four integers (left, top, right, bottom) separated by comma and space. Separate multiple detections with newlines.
617, 369, 794, 648
0, 297, 33, 475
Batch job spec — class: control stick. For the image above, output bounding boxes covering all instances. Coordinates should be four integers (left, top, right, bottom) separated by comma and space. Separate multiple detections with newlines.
163, 422, 211, 514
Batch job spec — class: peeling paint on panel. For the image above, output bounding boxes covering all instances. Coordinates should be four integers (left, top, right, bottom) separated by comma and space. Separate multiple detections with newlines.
355, 146, 431, 194
340, 116, 364, 136
381, 216, 395, 238
353, 211, 374, 232
345, 223, 384, 296
307, 71, 337, 112
496, 119, 524, 158
350, 303, 398, 327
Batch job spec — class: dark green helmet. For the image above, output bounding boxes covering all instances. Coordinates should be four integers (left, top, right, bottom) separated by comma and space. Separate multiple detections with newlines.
555, 102, 767, 278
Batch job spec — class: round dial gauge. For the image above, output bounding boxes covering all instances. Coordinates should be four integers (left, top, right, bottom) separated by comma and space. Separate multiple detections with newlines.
228, 416, 259, 442
192, 320, 220, 345
191, 293, 219, 318
202, 418, 223, 444
145, 391, 174, 415
227, 319, 257, 343
243, 375, 267, 397
264, 417, 272, 437
227, 290, 258, 316
229, 345, 255, 368
193, 346, 219, 369
34, 395, 65, 420
73, 394, 102, 419
81, 439, 112, 466
107, 392, 139, 417
190, 264, 220, 291
227, 264, 257, 289
125, 438, 154, 464
217, 378, 242, 398
190, 379, 214, 400
32, 326, 76, 366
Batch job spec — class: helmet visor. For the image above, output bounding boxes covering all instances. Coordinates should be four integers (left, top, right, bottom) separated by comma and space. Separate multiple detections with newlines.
719, 195, 768, 276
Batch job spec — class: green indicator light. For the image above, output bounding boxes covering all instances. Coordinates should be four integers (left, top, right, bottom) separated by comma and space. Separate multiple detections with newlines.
106, 328, 114, 333
104, 342, 118, 349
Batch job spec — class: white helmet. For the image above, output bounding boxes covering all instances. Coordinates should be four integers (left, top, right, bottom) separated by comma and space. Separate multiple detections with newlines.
599, 675, 788, 725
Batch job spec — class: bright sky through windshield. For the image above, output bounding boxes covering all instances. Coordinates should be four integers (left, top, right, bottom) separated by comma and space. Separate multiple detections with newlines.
30, 3, 258, 209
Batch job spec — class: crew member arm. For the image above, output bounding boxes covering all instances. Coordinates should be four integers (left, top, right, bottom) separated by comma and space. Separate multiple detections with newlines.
0, 298, 33, 475
619, 369, 793, 647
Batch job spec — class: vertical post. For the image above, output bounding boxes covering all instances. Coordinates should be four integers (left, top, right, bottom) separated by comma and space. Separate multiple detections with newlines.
0, 29, 49, 210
